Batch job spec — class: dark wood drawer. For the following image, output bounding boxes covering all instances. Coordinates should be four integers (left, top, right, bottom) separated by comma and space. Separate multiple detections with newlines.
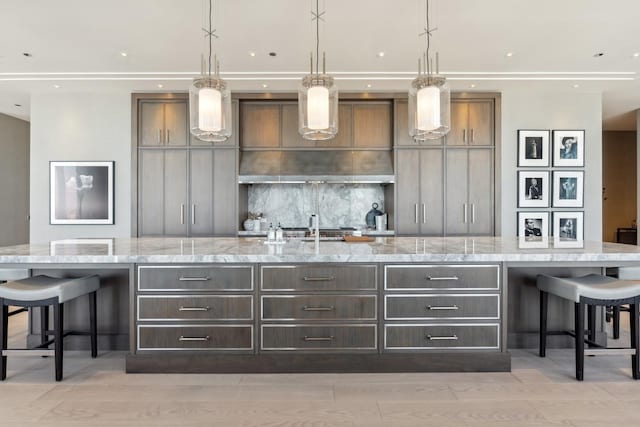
384, 265, 499, 290
261, 325, 377, 350
138, 295, 253, 321
384, 324, 499, 350
262, 295, 376, 321
137, 325, 253, 350
261, 265, 377, 291
385, 294, 499, 320
138, 265, 253, 291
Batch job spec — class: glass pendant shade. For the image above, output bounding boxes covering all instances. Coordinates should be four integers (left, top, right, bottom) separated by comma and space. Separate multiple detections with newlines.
409, 75, 450, 140
189, 77, 231, 142
298, 75, 338, 140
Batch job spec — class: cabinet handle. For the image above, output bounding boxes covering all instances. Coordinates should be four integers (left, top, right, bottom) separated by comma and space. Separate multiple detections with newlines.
303, 276, 335, 282
166, 129, 170, 144
179, 276, 210, 281
463, 204, 467, 223
191, 204, 196, 225
426, 305, 459, 311
426, 275, 459, 281
471, 204, 475, 223
158, 129, 162, 144
302, 305, 335, 311
422, 203, 426, 223
415, 204, 419, 223
426, 334, 458, 341
178, 336, 210, 342
303, 336, 334, 342
180, 204, 185, 225
470, 128, 475, 143
178, 306, 210, 312
462, 129, 467, 143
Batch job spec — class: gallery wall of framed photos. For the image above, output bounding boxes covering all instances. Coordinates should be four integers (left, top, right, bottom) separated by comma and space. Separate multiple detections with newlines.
516, 129, 585, 248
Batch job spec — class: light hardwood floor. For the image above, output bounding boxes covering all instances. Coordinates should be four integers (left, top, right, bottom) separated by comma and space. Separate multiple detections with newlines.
2, 311, 640, 426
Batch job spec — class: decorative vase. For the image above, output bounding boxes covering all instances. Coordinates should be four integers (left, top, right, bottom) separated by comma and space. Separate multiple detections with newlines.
243, 219, 255, 231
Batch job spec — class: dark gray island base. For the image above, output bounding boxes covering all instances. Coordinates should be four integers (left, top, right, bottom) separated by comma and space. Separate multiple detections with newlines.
1, 237, 639, 374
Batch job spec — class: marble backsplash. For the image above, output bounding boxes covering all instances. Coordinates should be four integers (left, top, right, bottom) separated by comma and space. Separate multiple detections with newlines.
247, 184, 385, 229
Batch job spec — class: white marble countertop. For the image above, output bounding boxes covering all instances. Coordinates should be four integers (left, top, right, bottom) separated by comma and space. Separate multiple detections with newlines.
1, 237, 640, 264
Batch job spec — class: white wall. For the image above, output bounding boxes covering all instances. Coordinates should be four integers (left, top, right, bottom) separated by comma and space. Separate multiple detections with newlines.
30, 92, 131, 243
500, 90, 603, 240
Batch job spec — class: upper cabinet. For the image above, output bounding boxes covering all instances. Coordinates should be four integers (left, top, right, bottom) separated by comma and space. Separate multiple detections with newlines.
240, 101, 389, 150
139, 100, 188, 147
394, 100, 443, 147
446, 99, 494, 146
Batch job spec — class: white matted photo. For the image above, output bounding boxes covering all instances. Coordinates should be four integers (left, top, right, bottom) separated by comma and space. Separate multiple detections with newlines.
518, 130, 550, 167
518, 211, 549, 248
518, 170, 549, 208
552, 171, 584, 208
50, 239, 114, 256
553, 212, 584, 248
553, 130, 584, 167
50, 161, 114, 225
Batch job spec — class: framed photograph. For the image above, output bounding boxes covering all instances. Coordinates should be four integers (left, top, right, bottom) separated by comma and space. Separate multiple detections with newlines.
50, 239, 114, 256
518, 171, 550, 208
50, 161, 114, 225
552, 171, 584, 208
518, 211, 549, 248
553, 212, 584, 248
518, 130, 550, 167
553, 130, 585, 167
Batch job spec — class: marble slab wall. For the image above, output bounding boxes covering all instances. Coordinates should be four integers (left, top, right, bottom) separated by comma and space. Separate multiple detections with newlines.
247, 184, 385, 229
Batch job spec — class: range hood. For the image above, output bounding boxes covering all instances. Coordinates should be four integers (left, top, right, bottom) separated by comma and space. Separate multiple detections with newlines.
238, 150, 395, 184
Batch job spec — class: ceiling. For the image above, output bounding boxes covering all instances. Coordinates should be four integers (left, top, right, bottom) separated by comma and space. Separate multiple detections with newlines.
1, 0, 639, 129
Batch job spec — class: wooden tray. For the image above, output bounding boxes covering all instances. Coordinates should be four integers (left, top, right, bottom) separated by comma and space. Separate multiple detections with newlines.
343, 235, 375, 243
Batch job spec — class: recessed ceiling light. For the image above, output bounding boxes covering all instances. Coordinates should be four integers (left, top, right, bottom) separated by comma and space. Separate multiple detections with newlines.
268, 52, 277, 57
53, 84, 60, 89
593, 52, 604, 57
249, 51, 256, 57
377, 51, 385, 58
633, 52, 640, 58
505, 52, 514, 57
573, 84, 580, 88
23, 52, 32, 57
366, 84, 372, 88
470, 84, 476, 88
120, 52, 128, 57
157, 84, 164, 88
262, 84, 268, 88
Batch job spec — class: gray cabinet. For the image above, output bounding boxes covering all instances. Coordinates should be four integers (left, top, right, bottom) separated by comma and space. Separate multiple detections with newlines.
446, 100, 494, 146
445, 148, 494, 235
139, 101, 188, 147
396, 149, 443, 235
394, 100, 442, 147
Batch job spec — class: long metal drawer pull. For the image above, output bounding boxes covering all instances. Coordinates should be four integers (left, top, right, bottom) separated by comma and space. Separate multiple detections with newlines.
414, 203, 419, 223
178, 336, 210, 342
178, 276, 211, 281
178, 306, 211, 312
302, 305, 335, 311
426, 275, 459, 281
303, 336, 334, 342
303, 276, 335, 282
426, 334, 458, 341
426, 305, 459, 311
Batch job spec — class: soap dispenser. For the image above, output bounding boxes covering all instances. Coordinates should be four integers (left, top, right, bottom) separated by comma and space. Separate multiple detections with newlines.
267, 223, 276, 242
275, 223, 283, 242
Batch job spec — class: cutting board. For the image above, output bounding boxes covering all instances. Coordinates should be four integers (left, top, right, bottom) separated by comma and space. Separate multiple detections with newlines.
343, 235, 375, 243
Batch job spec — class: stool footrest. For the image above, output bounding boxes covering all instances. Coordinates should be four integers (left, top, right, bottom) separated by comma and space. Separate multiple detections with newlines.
3, 349, 55, 357
584, 348, 637, 356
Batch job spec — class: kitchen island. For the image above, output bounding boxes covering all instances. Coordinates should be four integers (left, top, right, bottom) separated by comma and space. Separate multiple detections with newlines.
1, 237, 639, 373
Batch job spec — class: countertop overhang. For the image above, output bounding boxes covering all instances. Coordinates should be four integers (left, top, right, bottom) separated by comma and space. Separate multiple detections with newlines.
1, 237, 640, 264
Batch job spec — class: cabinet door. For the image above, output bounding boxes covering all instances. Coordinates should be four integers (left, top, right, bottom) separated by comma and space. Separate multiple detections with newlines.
280, 104, 311, 148
316, 103, 353, 148
395, 101, 442, 147
139, 102, 165, 147
213, 148, 237, 235
189, 149, 214, 236
445, 149, 469, 235
353, 103, 392, 149
468, 100, 493, 146
163, 150, 188, 236
240, 103, 280, 148
468, 148, 494, 235
446, 101, 469, 146
138, 150, 165, 235
395, 150, 421, 235
164, 102, 188, 146
419, 149, 444, 235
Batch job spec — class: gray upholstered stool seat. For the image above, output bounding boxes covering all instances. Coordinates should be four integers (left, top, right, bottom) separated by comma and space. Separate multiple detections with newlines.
0, 274, 100, 381
0, 269, 29, 282
537, 273, 640, 381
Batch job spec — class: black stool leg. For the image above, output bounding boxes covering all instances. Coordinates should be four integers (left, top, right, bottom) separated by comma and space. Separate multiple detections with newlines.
89, 291, 97, 358
1, 299, 7, 380
40, 306, 49, 346
539, 290, 548, 357
613, 306, 621, 339
631, 301, 640, 380
575, 301, 585, 381
587, 304, 596, 346
54, 302, 64, 381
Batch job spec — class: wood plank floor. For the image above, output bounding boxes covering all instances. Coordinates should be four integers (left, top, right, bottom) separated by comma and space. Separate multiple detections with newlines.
2, 311, 640, 426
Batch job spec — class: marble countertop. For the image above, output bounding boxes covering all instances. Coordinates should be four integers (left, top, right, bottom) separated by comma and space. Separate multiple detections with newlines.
1, 237, 640, 264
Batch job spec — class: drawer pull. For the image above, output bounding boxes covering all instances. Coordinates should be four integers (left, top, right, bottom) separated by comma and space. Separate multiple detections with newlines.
303, 336, 334, 342
302, 305, 335, 312
178, 306, 211, 312
426, 305, 459, 311
303, 276, 335, 282
426, 276, 459, 281
178, 335, 210, 342
426, 334, 459, 341
179, 276, 211, 282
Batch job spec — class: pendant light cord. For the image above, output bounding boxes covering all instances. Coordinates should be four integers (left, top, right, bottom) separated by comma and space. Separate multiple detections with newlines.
208, 0, 212, 77
315, 0, 320, 75
425, 0, 431, 77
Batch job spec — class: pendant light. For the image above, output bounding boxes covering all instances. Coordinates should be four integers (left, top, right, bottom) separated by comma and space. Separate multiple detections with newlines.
409, 0, 450, 141
189, 0, 232, 142
298, 0, 338, 141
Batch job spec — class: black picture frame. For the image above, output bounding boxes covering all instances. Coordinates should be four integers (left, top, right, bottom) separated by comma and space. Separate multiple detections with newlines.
552, 170, 584, 208
553, 211, 584, 248
518, 129, 550, 167
518, 211, 549, 248
518, 170, 550, 208
553, 130, 585, 167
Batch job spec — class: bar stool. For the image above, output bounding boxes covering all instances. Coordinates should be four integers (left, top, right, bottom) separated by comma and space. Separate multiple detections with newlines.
0, 275, 100, 381
0, 269, 30, 317
537, 273, 640, 380
606, 267, 640, 339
